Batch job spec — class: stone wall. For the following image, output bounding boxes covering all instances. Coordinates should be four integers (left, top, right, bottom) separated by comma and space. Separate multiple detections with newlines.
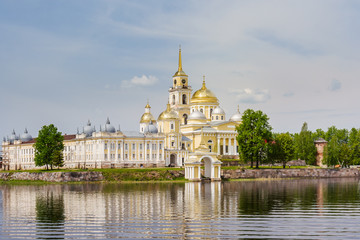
222, 168, 360, 179
0, 172, 104, 182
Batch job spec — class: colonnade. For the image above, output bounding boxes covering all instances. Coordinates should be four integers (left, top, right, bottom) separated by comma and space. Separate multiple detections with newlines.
217, 136, 238, 155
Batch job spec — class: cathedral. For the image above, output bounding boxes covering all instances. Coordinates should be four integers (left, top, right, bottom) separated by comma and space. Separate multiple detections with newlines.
2, 48, 242, 181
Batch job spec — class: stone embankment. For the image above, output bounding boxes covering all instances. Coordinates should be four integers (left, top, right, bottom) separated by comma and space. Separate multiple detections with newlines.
222, 168, 360, 179
0, 171, 104, 182
0, 168, 359, 182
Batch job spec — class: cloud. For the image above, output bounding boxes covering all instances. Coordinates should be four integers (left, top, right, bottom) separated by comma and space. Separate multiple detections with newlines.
329, 79, 341, 91
121, 75, 159, 88
283, 91, 294, 97
229, 88, 270, 104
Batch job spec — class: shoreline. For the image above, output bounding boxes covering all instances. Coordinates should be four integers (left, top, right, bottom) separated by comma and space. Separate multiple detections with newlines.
0, 168, 359, 184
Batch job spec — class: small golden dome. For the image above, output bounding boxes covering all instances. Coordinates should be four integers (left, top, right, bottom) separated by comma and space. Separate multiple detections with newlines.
158, 103, 179, 121
145, 103, 151, 108
191, 80, 218, 104
140, 113, 156, 123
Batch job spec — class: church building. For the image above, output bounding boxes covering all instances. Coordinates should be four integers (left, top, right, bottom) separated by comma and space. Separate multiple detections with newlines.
2, 48, 242, 181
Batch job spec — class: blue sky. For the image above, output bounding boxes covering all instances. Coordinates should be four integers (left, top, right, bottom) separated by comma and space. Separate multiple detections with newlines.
1, 0, 360, 141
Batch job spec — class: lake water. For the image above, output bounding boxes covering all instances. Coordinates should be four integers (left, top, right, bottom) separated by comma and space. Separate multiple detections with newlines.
0, 178, 360, 239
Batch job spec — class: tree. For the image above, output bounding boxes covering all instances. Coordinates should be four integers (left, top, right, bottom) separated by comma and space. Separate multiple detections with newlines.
274, 133, 295, 168
294, 122, 317, 165
33, 124, 64, 170
236, 109, 272, 168
348, 128, 360, 165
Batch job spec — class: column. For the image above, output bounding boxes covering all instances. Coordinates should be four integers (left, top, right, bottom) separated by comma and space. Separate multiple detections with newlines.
233, 138, 236, 155
222, 137, 226, 155
157, 140, 160, 162
217, 137, 220, 155
150, 141, 153, 161
115, 140, 118, 162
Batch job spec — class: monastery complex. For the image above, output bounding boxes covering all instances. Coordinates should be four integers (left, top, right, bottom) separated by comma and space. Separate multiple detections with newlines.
2, 49, 242, 181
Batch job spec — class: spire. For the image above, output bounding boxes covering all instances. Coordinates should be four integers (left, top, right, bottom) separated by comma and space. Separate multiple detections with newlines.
201, 75, 206, 90
173, 46, 187, 77
237, 105, 240, 113
145, 99, 151, 108
106, 117, 110, 124
196, 127, 209, 152
24, 128, 28, 134
178, 45, 183, 72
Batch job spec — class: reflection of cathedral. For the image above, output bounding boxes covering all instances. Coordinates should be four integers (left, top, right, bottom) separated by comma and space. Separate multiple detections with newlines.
2, 48, 241, 179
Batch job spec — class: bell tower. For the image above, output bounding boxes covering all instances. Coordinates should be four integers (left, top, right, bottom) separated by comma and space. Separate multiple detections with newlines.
169, 47, 192, 125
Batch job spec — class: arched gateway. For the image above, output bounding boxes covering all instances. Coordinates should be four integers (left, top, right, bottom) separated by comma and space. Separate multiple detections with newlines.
184, 154, 221, 181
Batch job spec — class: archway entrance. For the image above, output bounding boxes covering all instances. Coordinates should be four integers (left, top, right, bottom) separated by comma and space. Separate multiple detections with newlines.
202, 157, 212, 178
170, 154, 177, 167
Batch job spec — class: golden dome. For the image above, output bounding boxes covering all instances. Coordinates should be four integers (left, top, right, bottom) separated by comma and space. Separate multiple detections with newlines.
145, 103, 151, 108
158, 103, 179, 121
191, 80, 218, 104
140, 113, 156, 123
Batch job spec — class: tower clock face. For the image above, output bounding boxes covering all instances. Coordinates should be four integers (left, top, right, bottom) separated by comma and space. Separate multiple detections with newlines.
182, 79, 186, 84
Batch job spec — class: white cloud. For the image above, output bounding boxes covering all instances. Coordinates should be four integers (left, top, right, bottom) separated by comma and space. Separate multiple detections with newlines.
230, 88, 271, 104
329, 79, 341, 91
121, 75, 159, 88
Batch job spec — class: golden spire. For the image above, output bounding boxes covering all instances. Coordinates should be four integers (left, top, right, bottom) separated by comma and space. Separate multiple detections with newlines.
201, 75, 206, 90
178, 45, 182, 72
173, 46, 187, 77
145, 99, 151, 108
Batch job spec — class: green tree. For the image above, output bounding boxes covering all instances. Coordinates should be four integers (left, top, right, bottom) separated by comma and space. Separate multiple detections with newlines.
274, 133, 295, 168
294, 122, 317, 165
348, 128, 360, 165
52, 150, 64, 169
33, 124, 64, 170
236, 109, 272, 168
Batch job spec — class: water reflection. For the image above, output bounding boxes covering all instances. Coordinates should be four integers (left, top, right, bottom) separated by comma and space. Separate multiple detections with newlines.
36, 191, 65, 239
0, 178, 359, 239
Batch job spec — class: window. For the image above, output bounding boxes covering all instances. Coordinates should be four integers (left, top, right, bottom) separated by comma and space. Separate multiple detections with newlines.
140, 154, 143, 158
104, 143, 108, 149
216, 116, 219, 120
125, 144, 128, 150
208, 140, 213, 144
125, 154, 128, 159
172, 95, 175, 105
140, 144, 143, 150
182, 143, 185, 149
209, 145, 212, 152
147, 143, 149, 149
118, 154, 121, 159
171, 124, 174, 130
132, 143, 135, 149
118, 144, 121, 149
200, 108, 203, 113
147, 154, 150, 160
183, 114, 188, 125
132, 154, 135, 159
225, 145, 228, 153
210, 108, 213, 116
159, 154, 162, 159
171, 142, 175, 147
105, 154, 107, 160
221, 116, 224, 120
182, 94, 187, 104
174, 80, 177, 85
159, 143, 162, 149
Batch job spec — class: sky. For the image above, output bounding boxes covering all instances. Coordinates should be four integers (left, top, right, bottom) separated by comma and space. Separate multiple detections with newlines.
1, 0, 360, 142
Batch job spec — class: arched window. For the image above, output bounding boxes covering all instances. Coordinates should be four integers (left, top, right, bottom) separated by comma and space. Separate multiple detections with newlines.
172, 95, 175, 105
200, 108, 203, 113
210, 108, 213, 116
183, 114, 188, 125
216, 116, 219, 120
182, 94, 187, 104
221, 116, 224, 120
209, 145, 212, 152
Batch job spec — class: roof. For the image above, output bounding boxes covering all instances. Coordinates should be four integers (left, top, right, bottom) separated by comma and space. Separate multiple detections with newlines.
314, 138, 328, 143
16, 134, 76, 144
122, 131, 145, 138
181, 135, 192, 142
